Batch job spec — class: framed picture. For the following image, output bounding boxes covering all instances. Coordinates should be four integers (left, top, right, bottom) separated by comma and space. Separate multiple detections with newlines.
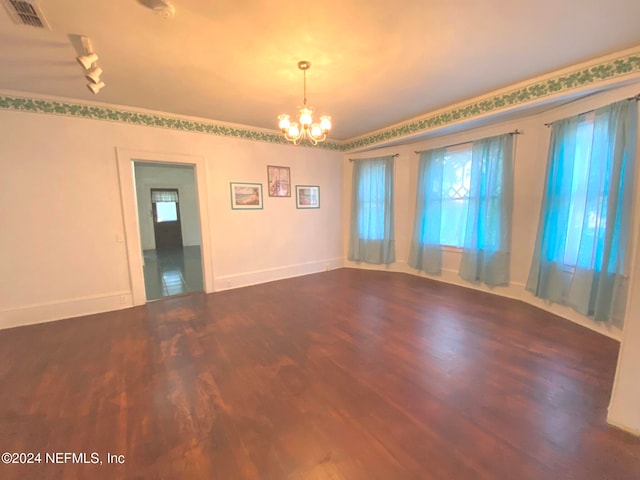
267, 165, 291, 197
230, 182, 263, 210
295, 185, 320, 209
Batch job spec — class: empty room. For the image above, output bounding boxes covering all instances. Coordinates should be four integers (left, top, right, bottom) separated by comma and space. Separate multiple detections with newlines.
1, 1, 640, 479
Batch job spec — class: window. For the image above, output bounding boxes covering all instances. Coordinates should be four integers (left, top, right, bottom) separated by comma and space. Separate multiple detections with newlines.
348, 155, 395, 265
155, 202, 178, 222
436, 145, 472, 247
526, 98, 637, 324
541, 112, 611, 270
356, 161, 389, 240
560, 114, 600, 267
409, 133, 514, 283
151, 189, 179, 223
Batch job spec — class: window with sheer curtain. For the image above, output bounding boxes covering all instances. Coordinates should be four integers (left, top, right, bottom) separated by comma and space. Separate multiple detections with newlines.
409, 134, 514, 284
435, 145, 472, 247
527, 98, 638, 325
348, 156, 395, 265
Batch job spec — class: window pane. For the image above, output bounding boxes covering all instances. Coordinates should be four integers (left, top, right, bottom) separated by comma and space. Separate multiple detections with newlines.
563, 116, 597, 267
358, 162, 387, 240
156, 202, 178, 222
440, 147, 471, 246
440, 198, 468, 247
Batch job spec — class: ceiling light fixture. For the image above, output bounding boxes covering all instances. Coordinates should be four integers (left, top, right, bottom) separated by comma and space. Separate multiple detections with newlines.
76, 52, 98, 70
87, 81, 105, 94
152, 0, 176, 19
277, 61, 331, 145
76, 36, 105, 95
85, 65, 103, 84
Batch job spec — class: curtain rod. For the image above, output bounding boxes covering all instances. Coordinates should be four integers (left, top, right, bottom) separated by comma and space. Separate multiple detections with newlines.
544, 93, 640, 127
414, 129, 522, 155
349, 153, 399, 162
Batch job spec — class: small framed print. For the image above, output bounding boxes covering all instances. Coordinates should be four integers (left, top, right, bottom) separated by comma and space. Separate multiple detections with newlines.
230, 182, 263, 210
267, 165, 291, 197
295, 185, 320, 209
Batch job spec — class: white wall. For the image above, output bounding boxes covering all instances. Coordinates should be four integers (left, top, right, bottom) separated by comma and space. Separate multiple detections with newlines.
134, 163, 201, 249
0, 110, 343, 328
608, 235, 640, 435
343, 82, 640, 341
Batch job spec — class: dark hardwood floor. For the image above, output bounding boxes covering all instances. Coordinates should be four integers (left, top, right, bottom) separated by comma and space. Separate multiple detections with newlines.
0, 268, 639, 479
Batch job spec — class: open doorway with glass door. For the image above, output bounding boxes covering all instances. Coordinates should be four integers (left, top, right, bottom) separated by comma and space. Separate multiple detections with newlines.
134, 162, 204, 300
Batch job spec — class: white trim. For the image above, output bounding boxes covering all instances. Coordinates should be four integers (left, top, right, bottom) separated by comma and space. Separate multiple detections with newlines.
0, 291, 132, 330
606, 415, 640, 437
214, 257, 344, 291
115, 148, 214, 305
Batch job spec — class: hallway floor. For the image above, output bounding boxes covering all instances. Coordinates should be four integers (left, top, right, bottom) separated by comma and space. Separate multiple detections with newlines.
143, 246, 203, 300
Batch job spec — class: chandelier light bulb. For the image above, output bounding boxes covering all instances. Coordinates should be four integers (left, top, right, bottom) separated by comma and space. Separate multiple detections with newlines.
277, 61, 332, 145
310, 123, 322, 138
278, 114, 291, 131
320, 116, 332, 132
288, 123, 300, 138
299, 108, 313, 128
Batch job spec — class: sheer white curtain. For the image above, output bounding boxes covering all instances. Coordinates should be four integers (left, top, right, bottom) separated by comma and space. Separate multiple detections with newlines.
459, 134, 514, 286
527, 98, 637, 325
408, 148, 447, 274
348, 156, 395, 264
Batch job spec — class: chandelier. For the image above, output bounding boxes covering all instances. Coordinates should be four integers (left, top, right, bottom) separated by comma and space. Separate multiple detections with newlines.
278, 61, 332, 145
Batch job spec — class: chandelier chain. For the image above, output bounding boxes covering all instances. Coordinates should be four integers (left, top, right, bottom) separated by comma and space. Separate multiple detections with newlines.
303, 69, 307, 106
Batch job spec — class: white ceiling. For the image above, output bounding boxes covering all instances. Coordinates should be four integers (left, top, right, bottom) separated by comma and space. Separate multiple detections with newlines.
1, 0, 639, 140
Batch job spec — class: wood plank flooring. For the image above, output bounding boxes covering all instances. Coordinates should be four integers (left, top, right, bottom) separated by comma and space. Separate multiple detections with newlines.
0, 268, 639, 479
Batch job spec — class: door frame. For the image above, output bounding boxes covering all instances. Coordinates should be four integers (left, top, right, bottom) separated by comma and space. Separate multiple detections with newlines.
116, 148, 213, 306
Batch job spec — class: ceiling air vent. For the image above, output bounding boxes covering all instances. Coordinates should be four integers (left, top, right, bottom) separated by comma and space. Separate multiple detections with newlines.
3, 0, 51, 29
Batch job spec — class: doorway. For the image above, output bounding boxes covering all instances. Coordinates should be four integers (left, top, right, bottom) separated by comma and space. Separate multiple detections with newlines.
133, 162, 204, 301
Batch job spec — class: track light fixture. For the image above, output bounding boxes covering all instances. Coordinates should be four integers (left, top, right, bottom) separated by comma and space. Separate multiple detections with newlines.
85, 66, 103, 84
76, 36, 105, 94
76, 52, 98, 70
87, 81, 106, 94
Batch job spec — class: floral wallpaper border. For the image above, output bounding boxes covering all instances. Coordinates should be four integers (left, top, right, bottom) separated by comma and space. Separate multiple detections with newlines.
342, 50, 640, 151
0, 95, 344, 151
0, 49, 638, 152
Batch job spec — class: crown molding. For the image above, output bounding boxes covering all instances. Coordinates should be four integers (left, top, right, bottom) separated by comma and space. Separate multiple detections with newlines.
0, 93, 345, 151
1, 46, 639, 153
341, 46, 640, 152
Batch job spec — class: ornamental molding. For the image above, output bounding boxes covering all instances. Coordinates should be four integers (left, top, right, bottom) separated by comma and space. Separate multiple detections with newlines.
342, 47, 640, 151
1, 47, 639, 152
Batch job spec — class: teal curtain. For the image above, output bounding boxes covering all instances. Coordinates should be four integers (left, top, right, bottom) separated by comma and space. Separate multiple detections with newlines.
348, 156, 395, 264
408, 148, 446, 274
459, 134, 514, 285
526, 99, 637, 324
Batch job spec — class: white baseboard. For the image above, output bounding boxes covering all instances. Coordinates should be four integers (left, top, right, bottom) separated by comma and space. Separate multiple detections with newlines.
0, 258, 344, 330
214, 257, 344, 291
606, 413, 640, 437
0, 291, 133, 330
